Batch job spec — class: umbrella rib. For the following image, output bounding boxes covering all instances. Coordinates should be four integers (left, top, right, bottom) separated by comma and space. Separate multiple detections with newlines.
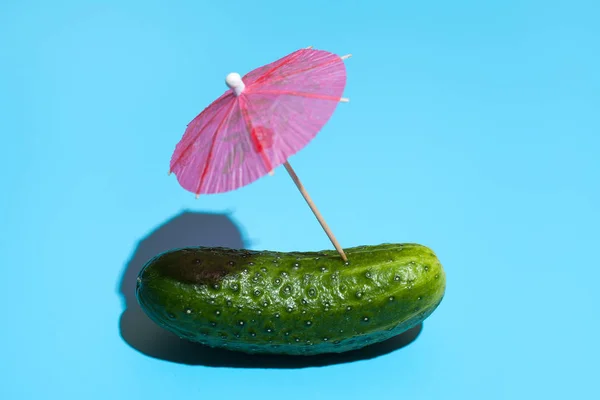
251, 55, 346, 89
170, 94, 233, 173
252, 49, 306, 86
249, 89, 348, 102
238, 96, 273, 173
194, 99, 238, 196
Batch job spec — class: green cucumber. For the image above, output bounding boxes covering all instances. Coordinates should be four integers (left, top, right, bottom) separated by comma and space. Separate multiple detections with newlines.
136, 243, 446, 356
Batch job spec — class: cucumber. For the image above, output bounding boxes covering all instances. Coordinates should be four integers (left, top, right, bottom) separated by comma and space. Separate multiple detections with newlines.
136, 243, 446, 356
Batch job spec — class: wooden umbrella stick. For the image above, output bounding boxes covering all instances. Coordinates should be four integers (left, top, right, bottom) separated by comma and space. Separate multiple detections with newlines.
283, 161, 348, 262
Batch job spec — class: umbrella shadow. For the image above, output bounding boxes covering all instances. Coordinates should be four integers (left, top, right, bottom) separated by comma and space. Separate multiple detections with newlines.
118, 210, 423, 368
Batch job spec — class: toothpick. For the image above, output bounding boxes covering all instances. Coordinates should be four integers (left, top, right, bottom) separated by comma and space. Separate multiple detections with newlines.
283, 161, 347, 262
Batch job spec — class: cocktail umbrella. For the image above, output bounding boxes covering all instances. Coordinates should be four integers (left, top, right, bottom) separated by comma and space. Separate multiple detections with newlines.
169, 46, 351, 261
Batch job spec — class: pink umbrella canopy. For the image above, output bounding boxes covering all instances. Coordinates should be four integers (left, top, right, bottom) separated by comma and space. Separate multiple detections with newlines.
169, 47, 349, 195
169, 46, 351, 261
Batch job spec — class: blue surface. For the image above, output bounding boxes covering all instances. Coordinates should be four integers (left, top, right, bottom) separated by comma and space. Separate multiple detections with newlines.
2, 1, 599, 399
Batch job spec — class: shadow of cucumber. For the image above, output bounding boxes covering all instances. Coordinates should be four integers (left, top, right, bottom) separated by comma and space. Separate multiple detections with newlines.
118, 210, 422, 368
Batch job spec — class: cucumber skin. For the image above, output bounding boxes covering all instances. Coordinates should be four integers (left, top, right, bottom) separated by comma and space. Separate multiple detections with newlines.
136, 243, 446, 356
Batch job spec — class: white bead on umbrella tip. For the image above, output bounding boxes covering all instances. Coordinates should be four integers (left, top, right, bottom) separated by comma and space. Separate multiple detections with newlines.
225, 72, 245, 96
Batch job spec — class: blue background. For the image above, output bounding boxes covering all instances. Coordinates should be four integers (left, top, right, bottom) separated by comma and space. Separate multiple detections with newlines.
2, 0, 598, 399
